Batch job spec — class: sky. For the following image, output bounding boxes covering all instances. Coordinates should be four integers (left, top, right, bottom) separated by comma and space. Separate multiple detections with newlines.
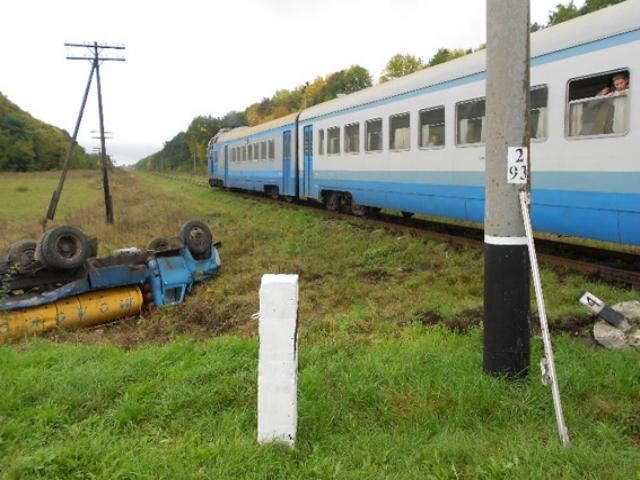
0, 0, 585, 166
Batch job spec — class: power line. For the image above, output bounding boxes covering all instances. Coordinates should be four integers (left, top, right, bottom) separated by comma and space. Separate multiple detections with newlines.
45, 41, 126, 226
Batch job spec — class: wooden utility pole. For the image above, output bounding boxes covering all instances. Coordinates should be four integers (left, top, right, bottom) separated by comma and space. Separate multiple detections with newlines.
45, 42, 125, 225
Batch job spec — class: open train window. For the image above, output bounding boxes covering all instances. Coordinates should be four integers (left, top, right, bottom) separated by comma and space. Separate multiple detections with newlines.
268, 140, 275, 159
419, 106, 445, 148
567, 69, 629, 137
318, 129, 324, 155
530, 85, 548, 140
344, 122, 360, 153
456, 97, 485, 145
390, 113, 410, 150
327, 127, 340, 154
365, 118, 382, 152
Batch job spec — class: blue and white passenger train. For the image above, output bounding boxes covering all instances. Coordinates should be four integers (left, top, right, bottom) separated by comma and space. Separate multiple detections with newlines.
208, 1, 640, 246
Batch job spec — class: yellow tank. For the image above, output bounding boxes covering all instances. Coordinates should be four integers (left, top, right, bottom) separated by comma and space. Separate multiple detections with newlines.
0, 286, 143, 342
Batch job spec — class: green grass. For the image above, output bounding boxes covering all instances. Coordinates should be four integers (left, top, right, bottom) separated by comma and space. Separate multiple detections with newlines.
0, 170, 101, 250
0, 171, 638, 478
0, 170, 100, 221
0, 331, 638, 478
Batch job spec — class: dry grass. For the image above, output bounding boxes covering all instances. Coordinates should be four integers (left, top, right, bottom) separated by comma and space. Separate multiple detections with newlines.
1, 170, 637, 349
0, 170, 208, 255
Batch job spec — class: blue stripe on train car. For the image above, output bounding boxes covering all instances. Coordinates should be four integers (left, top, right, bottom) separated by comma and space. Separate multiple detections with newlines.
225, 169, 297, 195
310, 170, 640, 245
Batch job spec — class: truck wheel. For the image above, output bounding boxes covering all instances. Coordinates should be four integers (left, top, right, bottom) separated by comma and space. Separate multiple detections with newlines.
4, 239, 37, 272
147, 237, 170, 252
179, 220, 212, 256
36, 225, 88, 271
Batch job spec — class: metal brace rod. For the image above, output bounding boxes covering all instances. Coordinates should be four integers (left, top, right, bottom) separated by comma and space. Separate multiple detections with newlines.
519, 191, 571, 448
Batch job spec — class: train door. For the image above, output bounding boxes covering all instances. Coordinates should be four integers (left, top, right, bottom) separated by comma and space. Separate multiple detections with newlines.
224, 145, 229, 186
303, 125, 313, 197
210, 150, 218, 177
283, 130, 292, 195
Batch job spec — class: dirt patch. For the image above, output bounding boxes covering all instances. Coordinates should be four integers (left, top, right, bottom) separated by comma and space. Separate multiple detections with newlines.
418, 311, 444, 327
530, 314, 595, 339
359, 269, 391, 283
40, 299, 246, 349
448, 307, 483, 334
417, 307, 483, 334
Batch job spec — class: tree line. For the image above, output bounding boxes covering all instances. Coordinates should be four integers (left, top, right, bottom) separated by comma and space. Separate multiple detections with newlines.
137, 0, 625, 172
0, 92, 97, 172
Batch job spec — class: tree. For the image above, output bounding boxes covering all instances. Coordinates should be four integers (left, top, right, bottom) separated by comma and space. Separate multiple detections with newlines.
548, 1, 580, 25
221, 111, 245, 128
379, 54, 425, 83
304, 76, 328, 107
546, 0, 624, 26
0, 92, 96, 172
339, 65, 373, 94
428, 48, 468, 67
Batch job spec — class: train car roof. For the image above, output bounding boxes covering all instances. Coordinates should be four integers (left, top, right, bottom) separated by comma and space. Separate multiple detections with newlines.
299, 0, 640, 122
215, 112, 299, 143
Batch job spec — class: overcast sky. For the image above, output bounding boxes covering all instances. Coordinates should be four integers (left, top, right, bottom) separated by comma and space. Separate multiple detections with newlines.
1, 0, 585, 165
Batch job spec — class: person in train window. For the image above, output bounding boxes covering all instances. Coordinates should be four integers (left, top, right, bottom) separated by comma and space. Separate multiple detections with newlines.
597, 72, 629, 96
587, 72, 629, 135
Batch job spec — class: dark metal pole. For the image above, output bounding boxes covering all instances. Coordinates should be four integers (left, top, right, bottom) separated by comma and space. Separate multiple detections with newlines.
94, 42, 114, 224
484, 0, 531, 377
45, 63, 96, 223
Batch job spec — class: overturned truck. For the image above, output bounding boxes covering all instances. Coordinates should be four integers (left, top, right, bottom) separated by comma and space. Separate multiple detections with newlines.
0, 221, 220, 342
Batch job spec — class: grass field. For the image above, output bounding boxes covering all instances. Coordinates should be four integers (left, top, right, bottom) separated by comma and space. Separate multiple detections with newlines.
0, 170, 638, 478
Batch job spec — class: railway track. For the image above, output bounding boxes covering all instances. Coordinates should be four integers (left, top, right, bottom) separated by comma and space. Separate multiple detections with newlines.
153, 172, 640, 289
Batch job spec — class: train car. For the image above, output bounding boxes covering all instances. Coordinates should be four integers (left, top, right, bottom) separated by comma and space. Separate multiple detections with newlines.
296, 1, 639, 246
208, 113, 299, 199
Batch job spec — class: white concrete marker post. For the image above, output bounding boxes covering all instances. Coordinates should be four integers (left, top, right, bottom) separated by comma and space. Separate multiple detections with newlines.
257, 274, 299, 447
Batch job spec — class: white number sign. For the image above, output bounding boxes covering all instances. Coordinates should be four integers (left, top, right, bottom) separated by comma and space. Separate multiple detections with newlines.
507, 146, 528, 184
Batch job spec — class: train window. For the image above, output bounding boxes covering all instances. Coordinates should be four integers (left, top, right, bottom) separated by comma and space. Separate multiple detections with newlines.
456, 98, 485, 145
365, 118, 382, 152
328, 127, 340, 154
530, 86, 548, 140
260, 141, 266, 160
248, 144, 253, 161
268, 140, 275, 159
344, 122, 360, 153
567, 69, 629, 137
419, 106, 445, 148
318, 129, 325, 155
242, 145, 246, 161
389, 113, 410, 150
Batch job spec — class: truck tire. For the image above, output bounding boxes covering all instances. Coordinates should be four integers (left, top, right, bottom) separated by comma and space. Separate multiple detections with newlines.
3, 239, 37, 272
35, 225, 89, 271
179, 220, 212, 256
